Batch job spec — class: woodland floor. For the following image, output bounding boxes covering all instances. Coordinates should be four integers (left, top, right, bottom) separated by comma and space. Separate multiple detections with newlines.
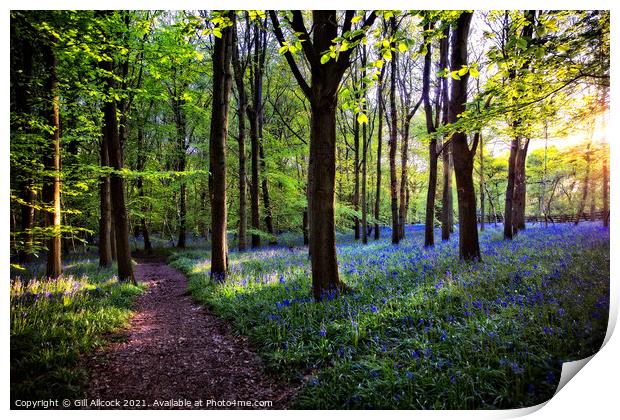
86, 254, 298, 409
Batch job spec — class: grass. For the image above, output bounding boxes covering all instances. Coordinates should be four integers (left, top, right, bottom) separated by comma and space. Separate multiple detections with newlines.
169, 222, 609, 409
10, 258, 145, 404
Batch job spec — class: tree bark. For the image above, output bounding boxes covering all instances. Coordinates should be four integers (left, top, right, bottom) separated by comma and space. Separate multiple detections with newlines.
42, 44, 62, 278
389, 17, 400, 244
136, 124, 152, 253
247, 21, 266, 248
209, 13, 234, 279
99, 133, 113, 267
439, 26, 453, 241
512, 138, 529, 231
361, 45, 368, 245
12, 25, 35, 263
232, 22, 248, 251
503, 10, 535, 239
259, 140, 276, 243
270, 10, 376, 300
449, 12, 480, 261
101, 47, 134, 283
423, 21, 438, 247
399, 119, 411, 240
479, 131, 485, 231
353, 114, 360, 240
374, 69, 384, 240
174, 98, 187, 248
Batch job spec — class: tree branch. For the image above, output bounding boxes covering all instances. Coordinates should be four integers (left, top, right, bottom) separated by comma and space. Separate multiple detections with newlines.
269, 10, 312, 99
289, 10, 318, 67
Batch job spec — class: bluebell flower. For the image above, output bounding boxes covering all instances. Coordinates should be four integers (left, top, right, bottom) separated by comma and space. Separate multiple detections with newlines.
319, 326, 327, 337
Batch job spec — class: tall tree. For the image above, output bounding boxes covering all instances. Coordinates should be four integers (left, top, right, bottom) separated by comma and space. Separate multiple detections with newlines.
397, 53, 422, 241
209, 12, 234, 279
247, 20, 266, 247
374, 66, 385, 241
439, 25, 453, 241
10, 15, 36, 263
100, 37, 135, 283
423, 19, 439, 247
98, 123, 113, 266
479, 131, 485, 231
388, 16, 400, 245
42, 41, 62, 278
512, 138, 530, 231
360, 44, 369, 245
232, 17, 249, 251
448, 11, 481, 261
502, 10, 535, 240
270, 10, 377, 300
574, 142, 592, 225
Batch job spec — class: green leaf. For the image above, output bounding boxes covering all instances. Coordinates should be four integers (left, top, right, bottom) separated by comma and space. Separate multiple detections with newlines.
516, 37, 527, 50
357, 113, 369, 125
351, 15, 362, 24
470, 67, 479, 78
213, 28, 222, 38
382, 49, 392, 61
320, 54, 330, 65
450, 70, 461, 80
279, 45, 288, 55
458, 66, 468, 76
398, 43, 407, 53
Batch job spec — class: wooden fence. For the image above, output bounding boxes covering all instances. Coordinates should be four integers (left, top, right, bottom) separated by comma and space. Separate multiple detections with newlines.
478, 210, 609, 225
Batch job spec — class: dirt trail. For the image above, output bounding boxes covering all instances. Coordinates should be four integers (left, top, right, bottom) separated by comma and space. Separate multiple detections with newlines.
87, 256, 296, 409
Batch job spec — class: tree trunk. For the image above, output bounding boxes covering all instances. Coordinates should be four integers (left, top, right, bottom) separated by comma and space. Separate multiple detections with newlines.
249, 110, 261, 247
353, 115, 360, 240
504, 11, 535, 238
399, 119, 411, 240
232, 23, 248, 251
423, 21, 438, 247
110, 211, 117, 261
136, 125, 152, 253
12, 28, 35, 263
259, 140, 275, 243
42, 45, 62, 278
101, 50, 134, 283
389, 17, 399, 244
479, 131, 485, 231
247, 21, 266, 248
439, 26, 452, 242
361, 46, 369, 245
309, 97, 343, 300
136, 175, 151, 253
512, 138, 529, 231
503, 135, 518, 238
99, 134, 113, 267
209, 13, 234, 279
269, 10, 376, 301
174, 101, 187, 248
302, 208, 309, 245
449, 12, 480, 261
374, 69, 384, 240
575, 142, 592, 225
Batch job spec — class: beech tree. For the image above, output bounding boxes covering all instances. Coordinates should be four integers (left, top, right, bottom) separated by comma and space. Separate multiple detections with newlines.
270, 10, 377, 300
448, 11, 481, 261
209, 11, 235, 279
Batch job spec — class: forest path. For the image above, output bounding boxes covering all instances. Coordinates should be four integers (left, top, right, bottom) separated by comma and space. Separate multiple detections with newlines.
87, 256, 296, 409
